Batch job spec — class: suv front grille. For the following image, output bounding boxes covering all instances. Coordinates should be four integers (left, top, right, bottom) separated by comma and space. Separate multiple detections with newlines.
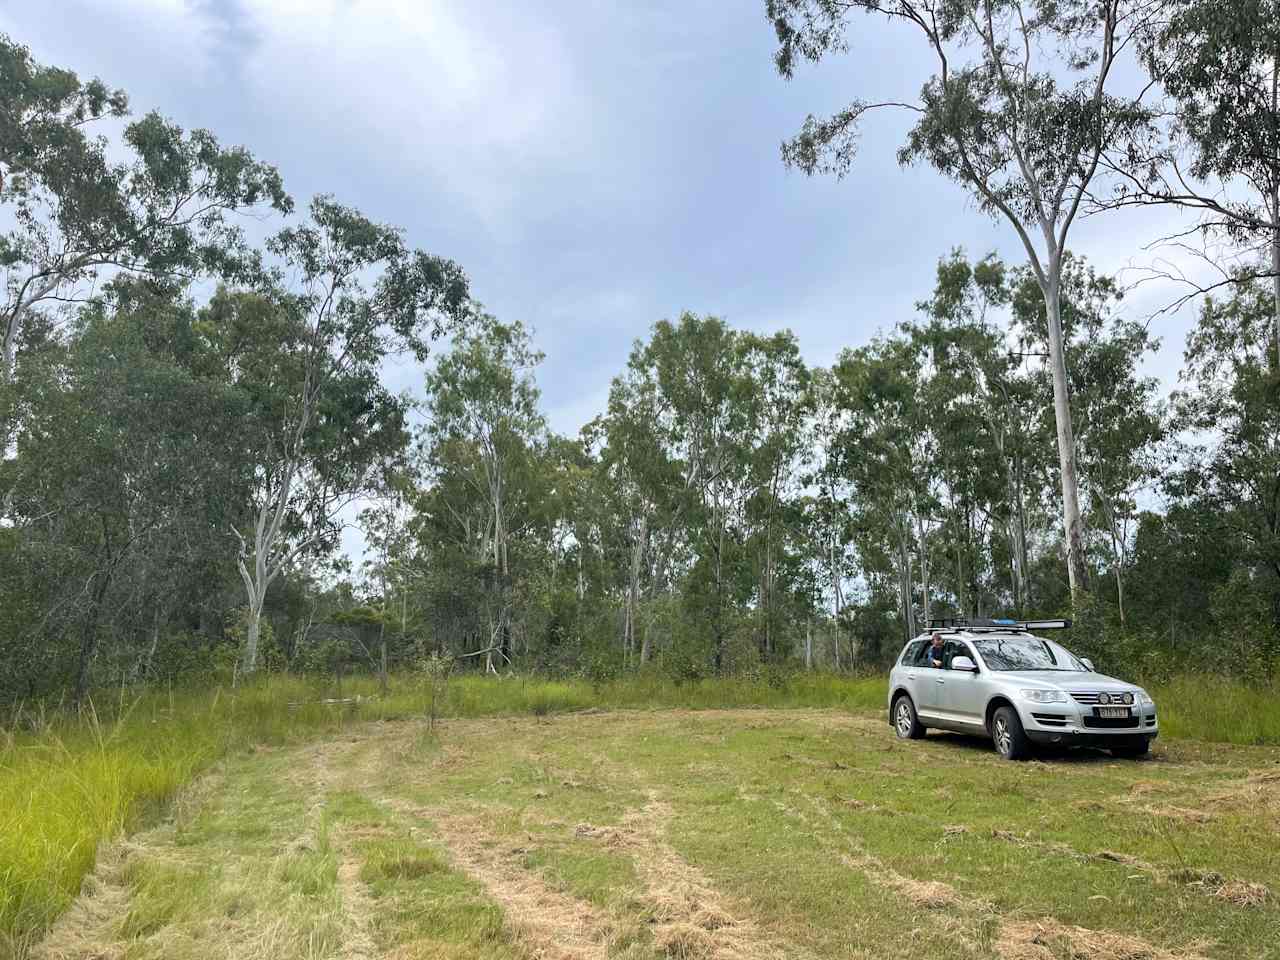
1082, 715, 1140, 729
1070, 691, 1136, 705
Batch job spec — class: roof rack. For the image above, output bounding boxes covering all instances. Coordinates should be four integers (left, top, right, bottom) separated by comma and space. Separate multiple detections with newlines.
925, 617, 1071, 632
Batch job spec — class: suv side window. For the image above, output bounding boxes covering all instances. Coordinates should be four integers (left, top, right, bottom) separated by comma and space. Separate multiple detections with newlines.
943, 640, 975, 670
900, 640, 924, 666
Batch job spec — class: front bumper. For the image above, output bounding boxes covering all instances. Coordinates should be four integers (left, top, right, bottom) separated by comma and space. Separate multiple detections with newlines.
1022, 704, 1158, 745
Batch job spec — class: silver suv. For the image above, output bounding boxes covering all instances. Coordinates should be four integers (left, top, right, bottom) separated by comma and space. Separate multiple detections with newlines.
887, 619, 1157, 760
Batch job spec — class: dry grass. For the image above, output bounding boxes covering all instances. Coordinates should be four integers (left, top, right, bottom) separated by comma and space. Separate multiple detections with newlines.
568, 798, 784, 960
996, 919, 1210, 960
412, 809, 613, 960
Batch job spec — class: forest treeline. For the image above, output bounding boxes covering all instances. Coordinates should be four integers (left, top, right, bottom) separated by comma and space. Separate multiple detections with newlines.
2, 0, 1280, 707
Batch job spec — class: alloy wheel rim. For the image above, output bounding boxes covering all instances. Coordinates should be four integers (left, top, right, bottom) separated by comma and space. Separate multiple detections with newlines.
896, 702, 911, 735
995, 717, 1011, 754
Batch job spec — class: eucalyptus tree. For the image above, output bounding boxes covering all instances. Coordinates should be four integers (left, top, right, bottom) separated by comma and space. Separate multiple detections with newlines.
589, 364, 671, 664
805, 366, 859, 668
738, 330, 812, 658
765, 0, 1156, 603
916, 251, 1052, 613
12, 279, 248, 701
0, 34, 290, 385
1066, 313, 1164, 625
634, 315, 753, 670
1173, 280, 1280, 624
1123, 0, 1280, 365
830, 335, 931, 639
1005, 255, 1165, 619
222, 196, 469, 674
421, 314, 545, 669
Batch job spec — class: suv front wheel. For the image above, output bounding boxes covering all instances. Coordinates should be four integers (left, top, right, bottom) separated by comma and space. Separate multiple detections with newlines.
893, 695, 926, 740
991, 705, 1031, 760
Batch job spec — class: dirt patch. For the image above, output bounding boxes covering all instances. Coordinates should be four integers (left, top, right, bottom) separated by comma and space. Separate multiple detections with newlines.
996, 919, 1209, 960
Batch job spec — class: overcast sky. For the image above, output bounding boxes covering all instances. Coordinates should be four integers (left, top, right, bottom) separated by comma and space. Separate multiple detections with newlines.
4, 0, 1210, 560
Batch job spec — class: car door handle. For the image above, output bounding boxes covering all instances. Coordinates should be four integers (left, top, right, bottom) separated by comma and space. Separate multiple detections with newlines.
935, 678, 945, 684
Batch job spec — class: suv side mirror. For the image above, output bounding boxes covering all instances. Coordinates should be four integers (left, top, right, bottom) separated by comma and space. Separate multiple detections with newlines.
951, 655, 978, 673
1081, 657, 1094, 672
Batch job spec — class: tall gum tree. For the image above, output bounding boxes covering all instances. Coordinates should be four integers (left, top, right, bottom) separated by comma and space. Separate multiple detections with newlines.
420, 315, 546, 671
0, 34, 290, 386
225, 196, 469, 674
765, 0, 1156, 603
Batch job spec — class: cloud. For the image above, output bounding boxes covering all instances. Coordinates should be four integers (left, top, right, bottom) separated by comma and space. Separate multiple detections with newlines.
231, 0, 587, 228
1, 0, 226, 90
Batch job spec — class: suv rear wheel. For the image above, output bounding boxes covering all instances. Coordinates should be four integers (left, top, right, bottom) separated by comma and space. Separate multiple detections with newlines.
991, 705, 1031, 760
893, 695, 925, 740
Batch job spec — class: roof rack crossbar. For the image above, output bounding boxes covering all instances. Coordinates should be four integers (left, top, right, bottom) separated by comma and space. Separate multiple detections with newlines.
925, 617, 1071, 632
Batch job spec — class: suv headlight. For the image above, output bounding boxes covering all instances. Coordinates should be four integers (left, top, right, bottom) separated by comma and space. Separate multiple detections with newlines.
1135, 689, 1155, 706
1020, 689, 1068, 703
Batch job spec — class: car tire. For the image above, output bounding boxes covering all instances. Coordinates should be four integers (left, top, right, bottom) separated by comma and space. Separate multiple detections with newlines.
991, 705, 1031, 760
1110, 739, 1151, 759
892, 694, 926, 740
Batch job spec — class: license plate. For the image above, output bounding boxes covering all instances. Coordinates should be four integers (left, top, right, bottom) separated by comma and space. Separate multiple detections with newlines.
1097, 706, 1129, 719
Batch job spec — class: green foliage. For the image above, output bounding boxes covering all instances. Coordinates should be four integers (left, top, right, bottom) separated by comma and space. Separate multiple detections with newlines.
1133, 0, 1280, 270
1208, 571, 1280, 686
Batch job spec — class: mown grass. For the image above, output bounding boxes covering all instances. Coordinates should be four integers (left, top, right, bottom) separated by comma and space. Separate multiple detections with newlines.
1, 668, 1277, 955
377, 710, 1280, 959
0, 671, 882, 953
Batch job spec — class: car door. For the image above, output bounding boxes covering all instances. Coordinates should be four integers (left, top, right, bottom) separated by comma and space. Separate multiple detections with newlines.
938, 640, 985, 727
915, 643, 945, 717
897, 640, 938, 716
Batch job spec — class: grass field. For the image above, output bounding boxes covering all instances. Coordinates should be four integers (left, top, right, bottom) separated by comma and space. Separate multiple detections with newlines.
0, 673, 885, 955
15, 705, 1280, 960
3, 673, 1279, 959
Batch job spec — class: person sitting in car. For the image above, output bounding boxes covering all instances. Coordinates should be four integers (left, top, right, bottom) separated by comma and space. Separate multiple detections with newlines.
926, 632, 945, 668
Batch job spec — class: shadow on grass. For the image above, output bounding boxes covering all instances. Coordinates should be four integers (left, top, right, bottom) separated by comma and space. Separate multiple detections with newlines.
924, 730, 1147, 765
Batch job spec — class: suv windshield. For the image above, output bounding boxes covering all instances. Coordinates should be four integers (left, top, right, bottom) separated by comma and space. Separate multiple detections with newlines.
973, 636, 1085, 672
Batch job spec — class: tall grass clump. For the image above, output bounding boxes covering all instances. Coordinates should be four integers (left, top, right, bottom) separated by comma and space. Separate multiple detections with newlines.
1147, 675, 1280, 746
0, 676, 364, 954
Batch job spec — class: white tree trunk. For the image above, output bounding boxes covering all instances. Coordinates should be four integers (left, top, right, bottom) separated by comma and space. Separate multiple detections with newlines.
235, 455, 301, 675
1272, 55, 1279, 371
916, 514, 931, 627
829, 529, 843, 671
896, 520, 916, 640
1042, 279, 1090, 600
244, 606, 262, 674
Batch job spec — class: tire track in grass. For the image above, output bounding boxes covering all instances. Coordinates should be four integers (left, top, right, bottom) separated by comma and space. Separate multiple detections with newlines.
376, 798, 613, 960
572, 795, 794, 960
